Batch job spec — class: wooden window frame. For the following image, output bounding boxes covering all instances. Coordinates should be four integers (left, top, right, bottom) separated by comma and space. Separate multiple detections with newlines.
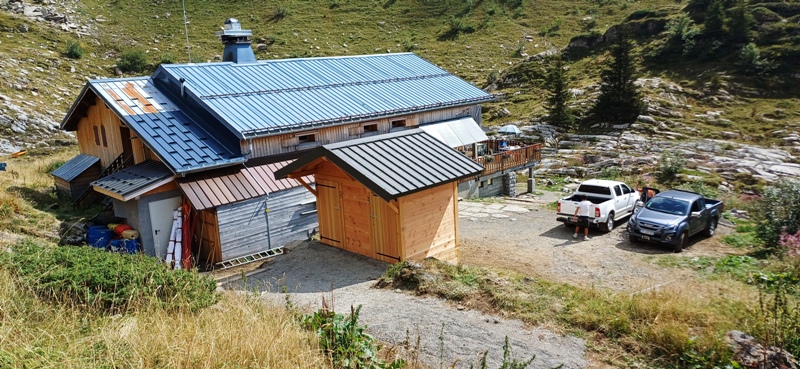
363, 123, 378, 132
297, 133, 316, 144
390, 119, 407, 128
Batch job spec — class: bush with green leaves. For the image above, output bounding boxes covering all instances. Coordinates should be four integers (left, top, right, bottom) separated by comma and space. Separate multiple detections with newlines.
117, 49, 149, 74
1, 240, 217, 313
737, 43, 773, 76
64, 40, 84, 59
301, 305, 404, 369
755, 180, 800, 251
656, 151, 685, 184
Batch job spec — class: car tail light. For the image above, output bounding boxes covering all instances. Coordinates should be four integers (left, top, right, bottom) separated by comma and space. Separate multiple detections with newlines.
557, 202, 561, 212
595, 207, 601, 217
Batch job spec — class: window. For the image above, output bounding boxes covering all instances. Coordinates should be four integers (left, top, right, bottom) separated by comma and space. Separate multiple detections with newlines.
391, 119, 406, 128
100, 126, 108, 147
363, 124, 378, 132
297, 134, 316, 144
691, 201, 701, 212
614, 185, 622, 196
479, 180, 486, 188
93, 126, 100, 145
621, 184, 632, 194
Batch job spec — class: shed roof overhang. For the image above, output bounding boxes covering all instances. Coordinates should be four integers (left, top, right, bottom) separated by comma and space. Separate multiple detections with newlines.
418, 116, 487, 148
91, 161, 176, 201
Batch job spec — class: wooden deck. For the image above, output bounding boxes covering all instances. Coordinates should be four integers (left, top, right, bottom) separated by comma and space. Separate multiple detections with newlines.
470, 141, 542, 178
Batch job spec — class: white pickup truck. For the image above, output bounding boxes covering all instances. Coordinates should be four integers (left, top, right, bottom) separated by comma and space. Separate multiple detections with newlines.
556, 179, 640, 232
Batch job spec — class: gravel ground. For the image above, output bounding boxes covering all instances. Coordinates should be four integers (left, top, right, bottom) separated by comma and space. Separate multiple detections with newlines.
225, 190, 737, 368
229, 241, 588, 369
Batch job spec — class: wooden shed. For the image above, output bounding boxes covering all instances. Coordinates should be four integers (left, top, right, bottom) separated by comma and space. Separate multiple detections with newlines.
51, 154, 102, 201
275, 129, 483, 264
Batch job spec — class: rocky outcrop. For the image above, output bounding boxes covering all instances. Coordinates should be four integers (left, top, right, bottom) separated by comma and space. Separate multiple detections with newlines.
726, 330, 799, 369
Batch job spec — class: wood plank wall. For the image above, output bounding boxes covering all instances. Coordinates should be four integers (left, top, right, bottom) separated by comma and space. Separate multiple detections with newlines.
194, 209, 221, 264
76, 97, 126, 168
242, 105, 480, 159
399, 183, 458, 263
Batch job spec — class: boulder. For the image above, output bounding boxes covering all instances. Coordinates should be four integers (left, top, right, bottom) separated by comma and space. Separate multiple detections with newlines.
726, 330, 798, 369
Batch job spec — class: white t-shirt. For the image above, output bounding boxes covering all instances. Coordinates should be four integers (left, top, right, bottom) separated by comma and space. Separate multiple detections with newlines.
577, 200, 593, 216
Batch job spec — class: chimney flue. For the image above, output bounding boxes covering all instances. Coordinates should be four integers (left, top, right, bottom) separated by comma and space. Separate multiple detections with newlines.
214, 18, 257, 64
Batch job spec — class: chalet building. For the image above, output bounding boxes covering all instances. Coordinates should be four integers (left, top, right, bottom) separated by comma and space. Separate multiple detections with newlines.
53, 18, 539, 267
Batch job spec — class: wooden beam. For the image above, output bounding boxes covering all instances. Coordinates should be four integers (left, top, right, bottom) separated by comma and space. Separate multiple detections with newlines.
287, 169, 317, 179
387, 199, 399, 214
295, 177, 318, 197
91, 185, 126, 201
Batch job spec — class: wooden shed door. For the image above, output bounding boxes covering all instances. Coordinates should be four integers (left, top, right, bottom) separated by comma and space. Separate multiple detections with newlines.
341, 183, 373, 257
371, 194, 400, 262
317, 179, 343, 247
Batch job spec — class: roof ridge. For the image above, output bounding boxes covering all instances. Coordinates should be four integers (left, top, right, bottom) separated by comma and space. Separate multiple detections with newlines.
198, 73, 452, 100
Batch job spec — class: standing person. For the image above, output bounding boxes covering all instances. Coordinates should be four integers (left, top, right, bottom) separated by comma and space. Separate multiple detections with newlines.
573, 194, 593, 241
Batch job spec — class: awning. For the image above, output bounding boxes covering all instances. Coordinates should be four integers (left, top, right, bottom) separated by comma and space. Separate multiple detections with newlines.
177, 160, 313, 211
92, 161, 175, 201
418, 117, 487, 148
51, 154, 99, 181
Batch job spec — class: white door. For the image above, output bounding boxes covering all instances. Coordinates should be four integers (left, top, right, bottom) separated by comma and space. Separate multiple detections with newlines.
149, 197, 182, 259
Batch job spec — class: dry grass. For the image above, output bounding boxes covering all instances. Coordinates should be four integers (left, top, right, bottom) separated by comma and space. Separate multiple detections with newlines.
0, 268, 327, 368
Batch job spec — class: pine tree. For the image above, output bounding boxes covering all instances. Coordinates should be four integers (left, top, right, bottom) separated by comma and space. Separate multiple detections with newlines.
704, 0, 726, 36
544, 57, 575, 131
590, 30, 644, 125
727, 0, 753, 44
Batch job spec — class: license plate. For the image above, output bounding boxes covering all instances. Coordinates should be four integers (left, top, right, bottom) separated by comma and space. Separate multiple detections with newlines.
641, 236, 650, 240
641, 230, 654, 235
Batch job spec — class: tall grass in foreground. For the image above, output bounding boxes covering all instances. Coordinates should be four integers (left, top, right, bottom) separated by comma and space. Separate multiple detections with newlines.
0, 268, 326, 368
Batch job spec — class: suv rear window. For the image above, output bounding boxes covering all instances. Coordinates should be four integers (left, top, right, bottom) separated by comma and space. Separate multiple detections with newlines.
578, 185, 612, 195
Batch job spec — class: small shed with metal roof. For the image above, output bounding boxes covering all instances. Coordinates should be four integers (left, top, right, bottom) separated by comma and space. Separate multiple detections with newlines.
51, 154, 101, 200
276, 129, 483, 263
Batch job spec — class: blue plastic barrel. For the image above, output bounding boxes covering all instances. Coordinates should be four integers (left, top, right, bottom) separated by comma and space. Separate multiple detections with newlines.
87, 225, 114, 249
109, 239, 122, 252
122, 238, 140, 254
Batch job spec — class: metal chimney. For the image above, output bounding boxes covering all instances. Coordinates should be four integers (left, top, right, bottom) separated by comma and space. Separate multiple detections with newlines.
215, 18, 256, 63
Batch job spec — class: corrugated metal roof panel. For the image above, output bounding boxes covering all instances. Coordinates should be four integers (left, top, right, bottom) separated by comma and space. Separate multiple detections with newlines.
91, 161, 174, 200
160, 53, 493, 137
177, 160, 312, 210
89, 78, 245, 174
51, 154, 99, 181
419, 116, 488, 148
275, 129, 483, 201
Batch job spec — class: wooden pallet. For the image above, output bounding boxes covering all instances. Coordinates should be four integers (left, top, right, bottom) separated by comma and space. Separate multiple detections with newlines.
214, 248, 284, 270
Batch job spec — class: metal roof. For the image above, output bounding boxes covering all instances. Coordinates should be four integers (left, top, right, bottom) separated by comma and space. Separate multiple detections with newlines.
91, 161, 175, 201
50, 154, 99, 181
275, 129, 483, 201
157, 53, 494, 137
178, 160, 313, 210
83, 78, 245, 174
418, 116, 488, 148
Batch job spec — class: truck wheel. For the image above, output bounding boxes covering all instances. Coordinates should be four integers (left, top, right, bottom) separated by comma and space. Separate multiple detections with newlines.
673, 232, 687, 253
704, 218, 717, 237
602, 212, 615, 232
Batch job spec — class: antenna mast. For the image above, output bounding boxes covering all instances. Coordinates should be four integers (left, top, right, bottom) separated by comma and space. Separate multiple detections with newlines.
182, 0, 191, 62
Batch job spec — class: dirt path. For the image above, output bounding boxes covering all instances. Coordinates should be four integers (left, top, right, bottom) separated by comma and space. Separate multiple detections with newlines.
228, 241, 589, 369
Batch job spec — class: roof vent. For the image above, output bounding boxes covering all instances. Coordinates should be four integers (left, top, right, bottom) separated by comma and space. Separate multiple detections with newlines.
214, 18, 256, 64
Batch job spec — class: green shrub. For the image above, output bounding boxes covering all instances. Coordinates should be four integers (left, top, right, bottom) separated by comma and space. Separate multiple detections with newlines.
301, 305, 404, 369
117, 49, 149, 74
755, 179, 800, 251
656, 151, 685, 184
1, 240, 217, 313
64, 40, 83, 59
158, 52, 176, 66
43, 159, 66, 174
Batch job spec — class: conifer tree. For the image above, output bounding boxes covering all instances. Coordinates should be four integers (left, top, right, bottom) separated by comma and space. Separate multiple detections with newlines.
544, 57, 575, 131
704, 0, 726, 36
727, 0, 753, 44
590, 31, 644, 125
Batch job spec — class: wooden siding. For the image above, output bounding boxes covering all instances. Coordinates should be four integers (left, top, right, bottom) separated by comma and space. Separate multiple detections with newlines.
399, 182, 458, 263
265, 186, 318, 249
217, 197, 271, 261
76, 97, 127, 168
341, 181, 373, 258
195, 209, 221, 264
140, 181, 179, 198
242, 105, 480, 159
316, 178, 344, 248
371, 194, 401, 263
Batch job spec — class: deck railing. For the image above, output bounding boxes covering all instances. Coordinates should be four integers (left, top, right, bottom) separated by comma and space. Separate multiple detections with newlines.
471, 142, 541, 178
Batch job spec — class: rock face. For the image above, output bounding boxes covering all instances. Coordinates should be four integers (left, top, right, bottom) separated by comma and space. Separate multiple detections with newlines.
726, 330, 799, 369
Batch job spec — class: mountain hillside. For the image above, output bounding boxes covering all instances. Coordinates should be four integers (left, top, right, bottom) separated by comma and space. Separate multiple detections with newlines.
0, 0, 798, 153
